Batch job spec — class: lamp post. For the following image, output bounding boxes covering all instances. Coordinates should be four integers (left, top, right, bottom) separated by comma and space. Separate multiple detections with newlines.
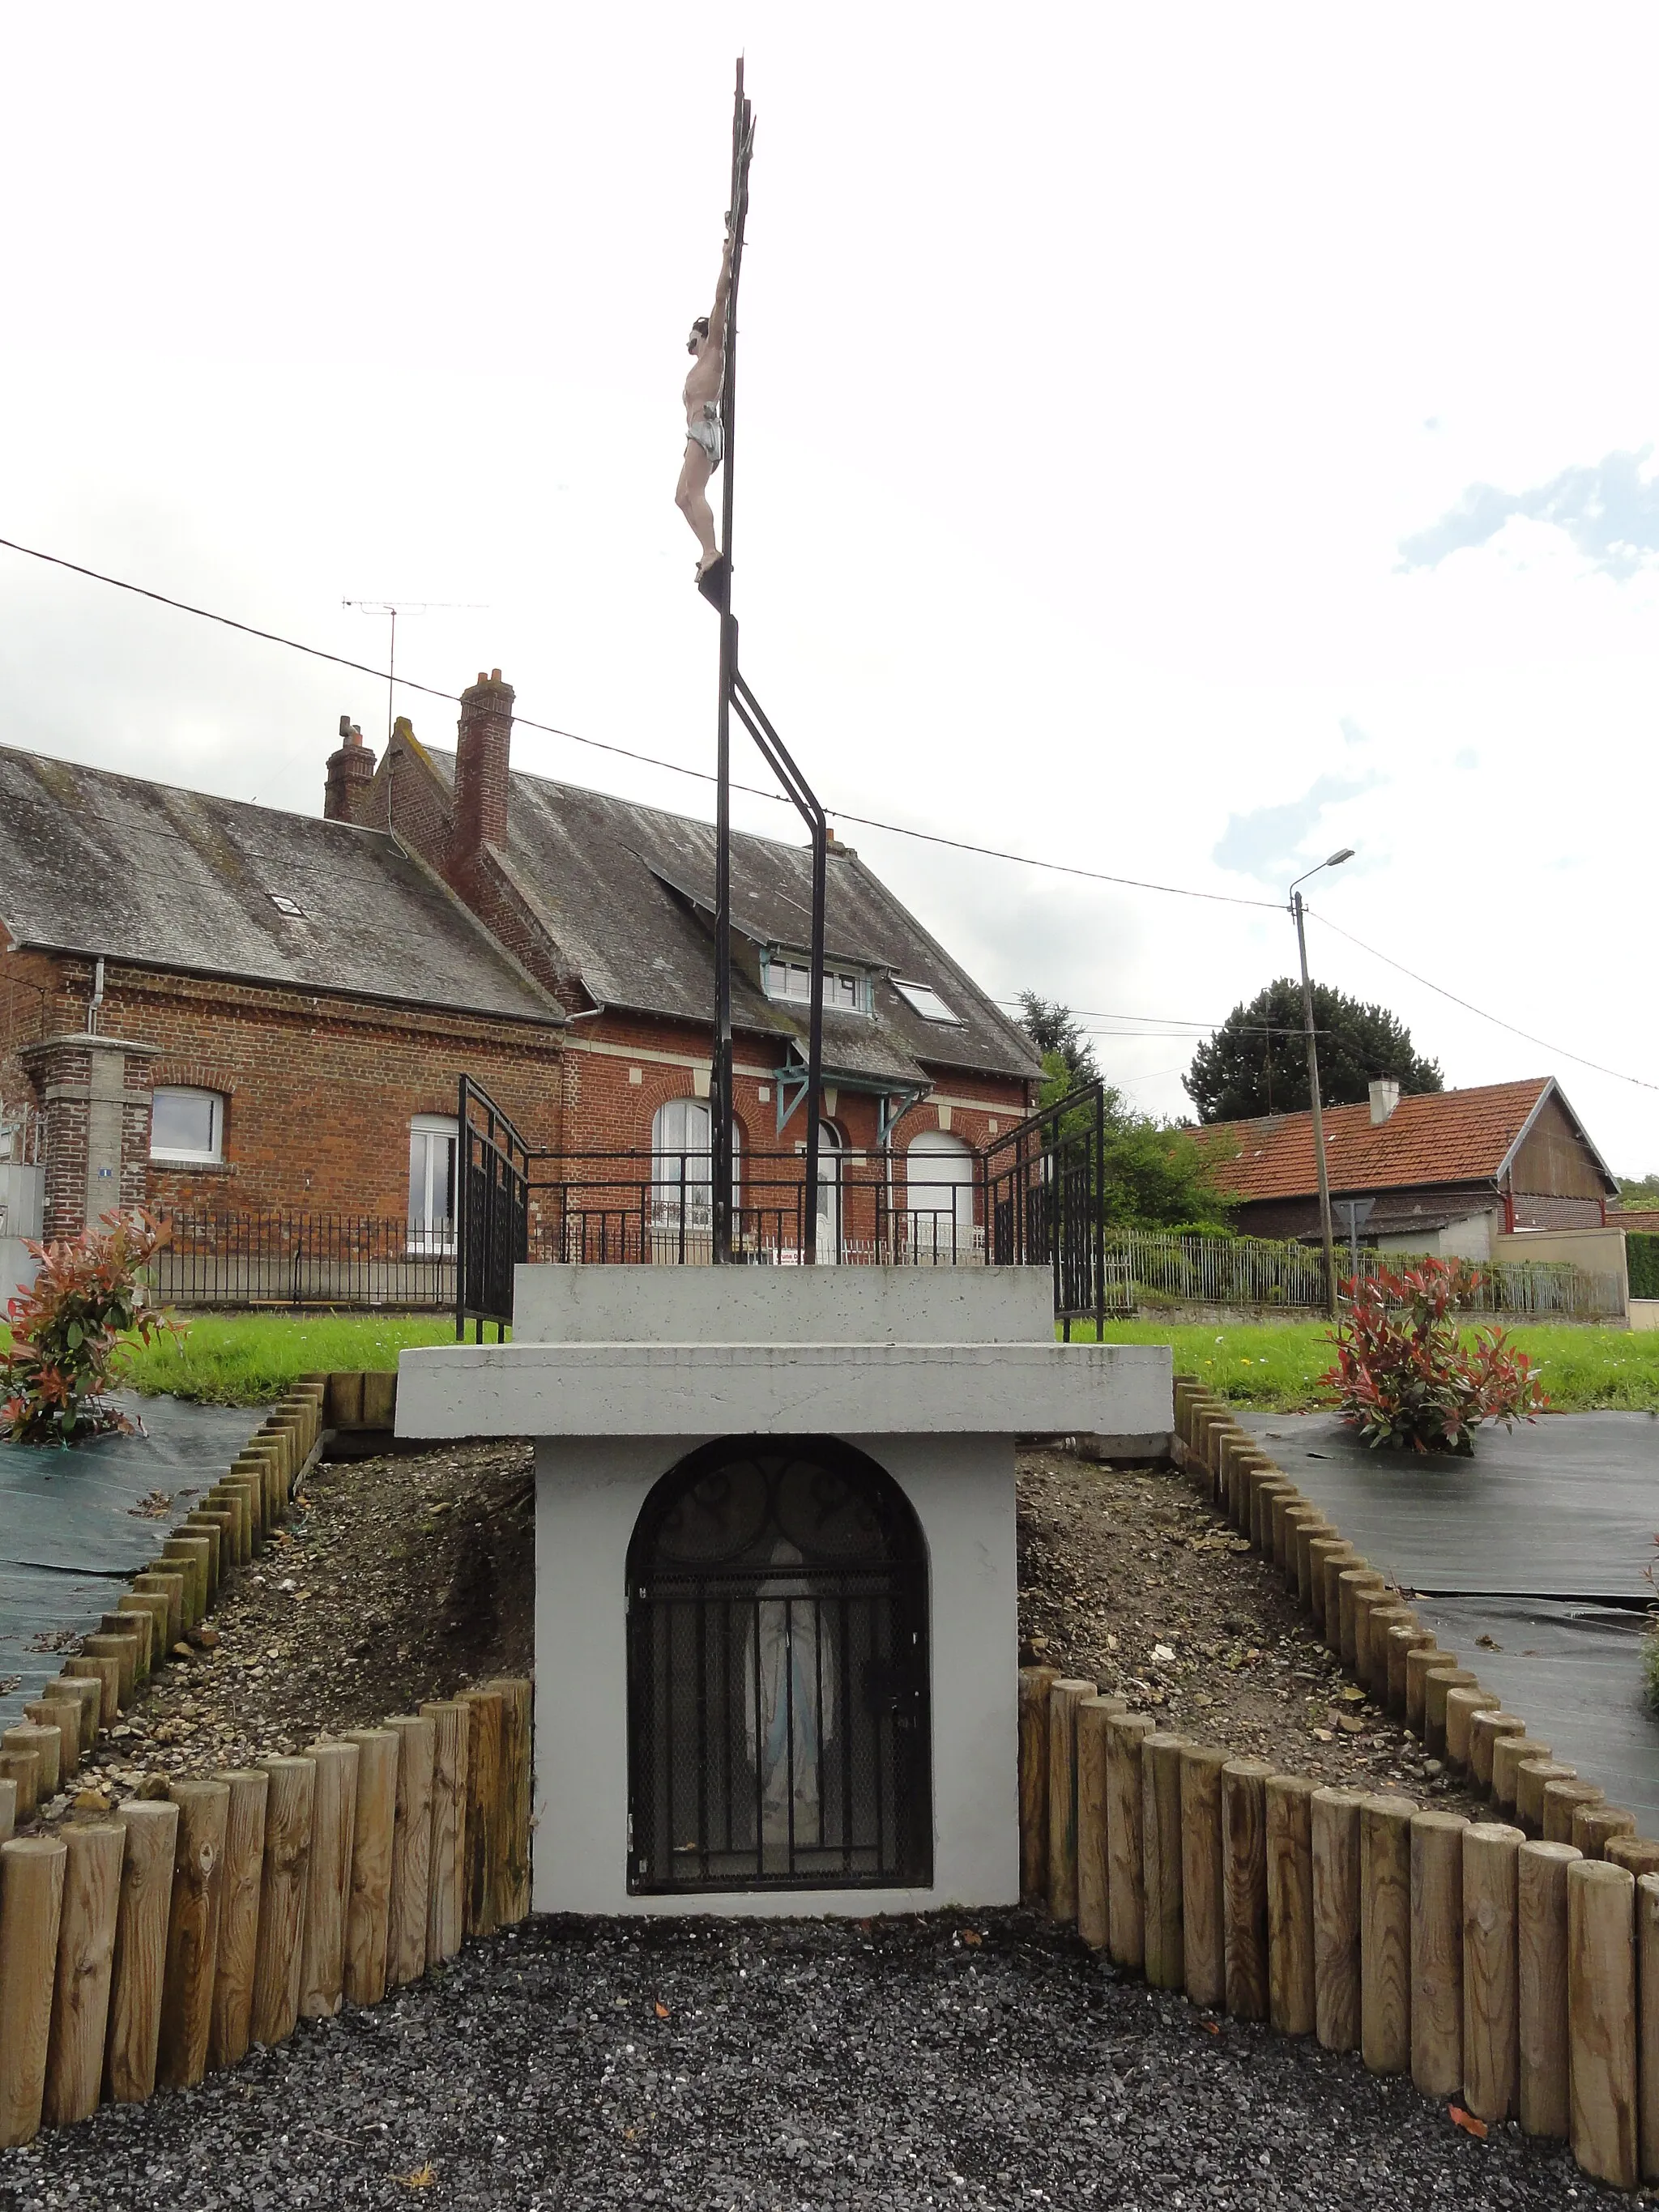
1288, 847, 1354, 1319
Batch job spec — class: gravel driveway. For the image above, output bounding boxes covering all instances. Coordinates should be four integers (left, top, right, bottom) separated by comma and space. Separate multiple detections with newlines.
0, 1912, 1611, 2211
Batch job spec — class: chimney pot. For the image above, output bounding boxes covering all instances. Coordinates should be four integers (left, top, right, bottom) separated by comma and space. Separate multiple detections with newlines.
490, 667, 502, 682
477, 671, 488, 684
324, 717, 377, 822
1368, 1077, 1401, 1125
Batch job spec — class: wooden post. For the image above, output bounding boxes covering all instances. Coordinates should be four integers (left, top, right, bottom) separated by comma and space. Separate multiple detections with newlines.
250, 1756, 315, 2048
300, 1738, 359, 2019
1334, 1562, 1381, 1664
208, 1768, 269, 2070
133, 1571, 185, 1649
1075, 1695, 1120, 1952
79, 1633, 140, 1711
1385, 1624, 1435, 1720
49, 1675, 102, 1758
1283, 1507, 1328, 1597
484, 1678, 533, 1925
343, 1728, 399, 2007
100, 1605, 151, 1681
1470, 1711, 1526, 1794
1254, 1477, 1297, 1557
1574, 1805, 1636, 1861
0, 1836, 67, 2148
1269, 1488, 1310, 1571
421, 1700, 469, 1966
156, 1777, 228, 2091
1306, 1536, 1356, 1636
1291, 1512, 1332, 1609
1461, 1821, 1522, 2125
105, 1797, 179, 2103
1607, 1835, 1659, 1882
1494, 1736, 1550, 1819
385, 1716, 437, 1987
1518, 1837, 1579, 2138
1266, 1774, 1316, 2036
1141, 1733, 1186, 1992
1567, 1858, 1638, 2191
1045, 1677, 1094, 1922
181, 1513, 228, 1601
1637, 1872, 1659, 2183
1516, 1759, 1577, 1837
12, 1717, 66, 1795
1017, 1667, 1060, 1906
0, 1752, 40, 1822
1311, 1786, 1364, 2052
117, 1592, 169, 1668
1179, 1745, 1229, 2010
160, 1538, 210, 1628
1422, 1667, 1479, 1760
1410, 1810, 1467, 2099
1222, 1758, 1272, 2021
1444, 1686, 1499, 1770
25, 1700, 79, 1784
1357, 1601, 1413, 1695
458, 1688, 504, 1941
1543, 1779, 1604, 1845
1405, 1646, 1454, 1737
1105, 1711, 1154, 1971
42, 1822, 123, 2129
0, 1780, 12, 1846
1359, 1794, 1414, 2075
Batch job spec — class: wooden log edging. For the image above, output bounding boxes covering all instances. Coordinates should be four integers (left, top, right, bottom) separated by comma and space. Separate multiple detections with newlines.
1036, 1375, 1656, 2197
0, 1375, 531, 2150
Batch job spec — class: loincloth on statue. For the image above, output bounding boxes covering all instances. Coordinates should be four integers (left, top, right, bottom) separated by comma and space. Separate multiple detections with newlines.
685, 401, 723, 467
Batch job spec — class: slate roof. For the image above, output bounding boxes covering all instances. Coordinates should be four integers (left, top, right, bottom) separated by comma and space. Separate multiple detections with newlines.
421, 750, 1043, 1087
0, 747, 561, 1025
1192, 1079, 1612, 1203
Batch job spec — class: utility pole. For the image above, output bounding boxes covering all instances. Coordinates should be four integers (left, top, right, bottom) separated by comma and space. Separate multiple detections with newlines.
1289, 847, 1354, 1319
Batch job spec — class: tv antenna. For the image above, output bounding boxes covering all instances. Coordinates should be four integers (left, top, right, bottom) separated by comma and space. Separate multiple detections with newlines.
341, 600, 485, 743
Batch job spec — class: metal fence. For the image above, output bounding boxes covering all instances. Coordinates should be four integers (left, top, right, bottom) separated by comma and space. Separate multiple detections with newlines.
1099, 1229, 1624, 1319
151, 1211, 455, 1311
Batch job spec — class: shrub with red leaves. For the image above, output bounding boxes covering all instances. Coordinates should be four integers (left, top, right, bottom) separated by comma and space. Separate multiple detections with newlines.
1320, 1255, 1547, 1454
2, 1209, 185, 1447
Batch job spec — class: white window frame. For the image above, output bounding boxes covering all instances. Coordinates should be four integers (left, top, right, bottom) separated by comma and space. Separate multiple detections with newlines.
763, 957, 866, 1014
893, 978, 964, 1025
407, 1115, 458, 1255
150, 1086, 226, 1165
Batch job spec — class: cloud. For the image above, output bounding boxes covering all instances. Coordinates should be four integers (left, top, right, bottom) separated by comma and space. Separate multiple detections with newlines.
1212, 772, 1372, 887
1399, 448, 1659, 578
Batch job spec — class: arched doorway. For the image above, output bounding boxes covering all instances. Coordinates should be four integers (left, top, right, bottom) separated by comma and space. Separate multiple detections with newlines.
626, 1438, 932, 1893
906, 1129, 976, 1259
813, 1119, 843, 1264
650, 1097, 740, 1261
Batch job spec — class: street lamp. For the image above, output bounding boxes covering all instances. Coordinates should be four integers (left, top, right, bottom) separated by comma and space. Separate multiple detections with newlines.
1288, 848, 1355, 1318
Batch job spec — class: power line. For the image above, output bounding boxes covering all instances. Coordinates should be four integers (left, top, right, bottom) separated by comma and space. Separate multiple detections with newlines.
1309, 909, 1659, 1096
0, 532, 1282, 913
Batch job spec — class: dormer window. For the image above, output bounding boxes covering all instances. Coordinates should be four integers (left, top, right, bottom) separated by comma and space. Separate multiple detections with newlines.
893, 978, 963, 1025
765, 959, 864, 1012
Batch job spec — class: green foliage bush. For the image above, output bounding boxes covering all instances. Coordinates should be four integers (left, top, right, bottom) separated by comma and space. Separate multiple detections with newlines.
2, 1211, 183, 1445
1627, 1233, 1659, 1302
1320, 1255, 1546, 1454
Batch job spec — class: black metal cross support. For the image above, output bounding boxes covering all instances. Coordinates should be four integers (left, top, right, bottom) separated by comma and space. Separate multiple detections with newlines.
702, 62, 825, 1264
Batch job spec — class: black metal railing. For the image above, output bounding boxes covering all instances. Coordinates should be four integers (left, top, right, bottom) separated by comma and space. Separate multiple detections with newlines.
456, 1076, 531, 1340
982, 1080, 1110, 1337
151, 1211, 456, 1311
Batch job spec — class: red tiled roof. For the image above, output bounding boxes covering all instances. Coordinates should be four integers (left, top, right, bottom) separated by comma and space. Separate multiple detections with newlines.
1194, 1079, 1555, 1203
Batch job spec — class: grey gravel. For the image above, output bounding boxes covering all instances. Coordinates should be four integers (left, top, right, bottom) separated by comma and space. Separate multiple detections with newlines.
0, 1911, 1617, 2210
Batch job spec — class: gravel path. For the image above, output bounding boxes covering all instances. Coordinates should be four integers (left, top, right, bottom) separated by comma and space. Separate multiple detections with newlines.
0, 1912, 1613, 2212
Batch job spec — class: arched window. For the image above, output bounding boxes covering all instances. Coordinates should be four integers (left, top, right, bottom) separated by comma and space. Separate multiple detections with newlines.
626, 1437, 932, 1894
813, 1119, 843, 1264
905, 1129, 976, 1259
650, 1098, 740, 1260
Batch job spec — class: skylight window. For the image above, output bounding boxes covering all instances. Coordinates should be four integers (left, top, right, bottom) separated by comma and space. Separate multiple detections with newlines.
267, 893, 305, 918
893, 978, 963, 1025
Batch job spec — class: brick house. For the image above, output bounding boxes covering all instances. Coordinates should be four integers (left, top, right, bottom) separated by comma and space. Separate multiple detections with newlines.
324, 672, 1042, 1259
1, 669, 1038, 1266
1192, 1075, 1618, 1257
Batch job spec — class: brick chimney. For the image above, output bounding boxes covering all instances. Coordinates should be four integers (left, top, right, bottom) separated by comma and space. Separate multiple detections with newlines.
325, 715, 377, 824
1369, 1077, 1401, 1125
452, 668, 515, 868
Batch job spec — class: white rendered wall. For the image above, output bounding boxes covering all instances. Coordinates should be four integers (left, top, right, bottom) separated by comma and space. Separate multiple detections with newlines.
531, 1431, 1019, 1918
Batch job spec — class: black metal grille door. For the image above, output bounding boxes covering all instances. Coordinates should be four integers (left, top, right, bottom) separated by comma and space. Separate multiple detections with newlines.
627, 1439, 932, 1894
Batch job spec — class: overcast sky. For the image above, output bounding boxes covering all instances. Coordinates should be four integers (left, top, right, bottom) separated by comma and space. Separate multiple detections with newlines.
4, 3, 1657, 1169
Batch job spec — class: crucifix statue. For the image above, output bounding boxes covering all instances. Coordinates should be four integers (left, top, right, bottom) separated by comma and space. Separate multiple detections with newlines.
676, 218, 736, 590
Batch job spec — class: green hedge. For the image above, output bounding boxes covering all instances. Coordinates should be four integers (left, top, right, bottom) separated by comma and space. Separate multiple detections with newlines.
1629, 1233, 1659, 1302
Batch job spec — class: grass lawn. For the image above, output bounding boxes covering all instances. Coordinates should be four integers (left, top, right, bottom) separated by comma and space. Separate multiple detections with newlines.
1073, 1317, 1659, 1413
117, 1311, 465, 1404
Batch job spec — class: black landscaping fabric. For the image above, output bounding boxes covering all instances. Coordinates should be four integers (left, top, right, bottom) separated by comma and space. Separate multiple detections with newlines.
1242, 1408, 1659, 1836
0, 1394, 260, 1729
0, 1912, 1615, 2210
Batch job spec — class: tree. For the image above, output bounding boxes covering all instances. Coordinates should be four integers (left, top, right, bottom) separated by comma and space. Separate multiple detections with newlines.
1016, 993, 1236, 1231
1183, 978, 1444, 1125
1617, 1171, 1659, 1212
